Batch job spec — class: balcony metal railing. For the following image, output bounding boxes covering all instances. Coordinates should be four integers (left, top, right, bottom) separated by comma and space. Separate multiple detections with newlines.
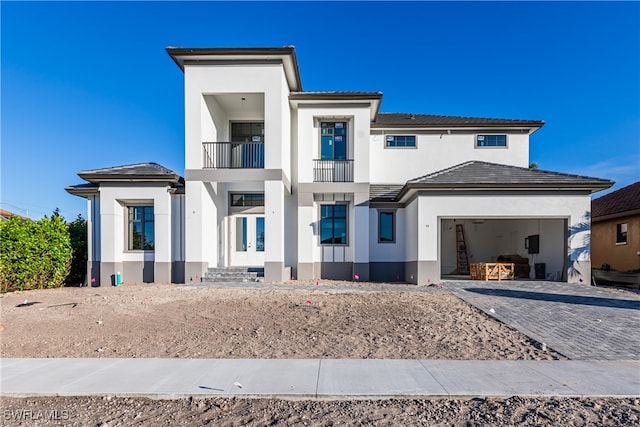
203, 142, 264, 169
313, 159, 354, 182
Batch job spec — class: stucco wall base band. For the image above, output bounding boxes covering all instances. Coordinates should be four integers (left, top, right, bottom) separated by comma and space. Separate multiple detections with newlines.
99, 262, 123, 287
155, 262, 172, 284
296, 263, 314, 280
265, 262, 286, 282
172, 261, 185, 284
370, 262, 405, 282
87, 261, 100, 287
186, 262, 209, 283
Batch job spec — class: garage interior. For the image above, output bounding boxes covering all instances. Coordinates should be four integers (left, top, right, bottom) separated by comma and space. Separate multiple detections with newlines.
440, 218, 568, 281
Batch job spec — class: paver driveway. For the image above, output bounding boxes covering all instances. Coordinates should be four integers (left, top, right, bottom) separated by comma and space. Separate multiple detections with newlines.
445, 280, 640, 360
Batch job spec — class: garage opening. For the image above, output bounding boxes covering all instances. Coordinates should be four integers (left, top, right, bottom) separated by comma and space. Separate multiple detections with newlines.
441, 218, 567, 281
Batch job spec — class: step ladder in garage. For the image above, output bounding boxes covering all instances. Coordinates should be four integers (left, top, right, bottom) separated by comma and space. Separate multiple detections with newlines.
455, 224, 470, 275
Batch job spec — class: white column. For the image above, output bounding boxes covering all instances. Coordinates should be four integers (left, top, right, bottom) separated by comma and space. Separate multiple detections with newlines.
265, 180, 285, 281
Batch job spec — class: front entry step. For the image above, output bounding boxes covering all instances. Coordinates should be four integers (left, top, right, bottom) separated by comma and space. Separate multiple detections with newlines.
202, 267, 264, 283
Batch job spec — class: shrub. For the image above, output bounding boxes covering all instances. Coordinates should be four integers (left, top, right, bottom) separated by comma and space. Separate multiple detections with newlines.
66, 214, 88, 286
0, 211, 72, 292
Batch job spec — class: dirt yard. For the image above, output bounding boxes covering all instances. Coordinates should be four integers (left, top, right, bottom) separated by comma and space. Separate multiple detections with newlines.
0, 282, 559, 360
2, 282, 638, 426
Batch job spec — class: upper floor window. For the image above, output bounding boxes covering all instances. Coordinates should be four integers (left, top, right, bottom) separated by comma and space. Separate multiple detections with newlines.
616, 223, 627, 244
320, 204, 347, 245
128, 206, 154, 250
385, 135, 416, 148
476, 134, 507, 147
320, 122, 347, 160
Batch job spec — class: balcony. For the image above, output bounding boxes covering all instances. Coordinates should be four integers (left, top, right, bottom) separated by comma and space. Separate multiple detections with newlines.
203, 142, 264, 169
313, 159, 354, 182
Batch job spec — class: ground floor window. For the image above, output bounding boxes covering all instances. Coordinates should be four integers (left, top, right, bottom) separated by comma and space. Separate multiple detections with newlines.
128, 206, 154, 250
616, 223, 627, 244
378, 210, 395, 243
320, 204, 347, 245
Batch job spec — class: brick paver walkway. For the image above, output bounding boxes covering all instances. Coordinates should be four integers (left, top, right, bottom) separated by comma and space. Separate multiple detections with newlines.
445, 280, 640, 360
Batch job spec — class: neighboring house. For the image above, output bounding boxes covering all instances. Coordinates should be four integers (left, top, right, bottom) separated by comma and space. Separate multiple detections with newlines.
591, 181, 640, 272
0, 209, 27, 221
66, 46, 613, 286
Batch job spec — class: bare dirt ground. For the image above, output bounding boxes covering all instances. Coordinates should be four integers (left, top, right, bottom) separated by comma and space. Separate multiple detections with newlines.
0, 282, 558, 360
1, 396, 638, 426
1, 282, 638, 426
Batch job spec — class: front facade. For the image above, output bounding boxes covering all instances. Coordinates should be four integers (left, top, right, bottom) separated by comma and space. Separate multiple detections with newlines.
67, 46, 613, 286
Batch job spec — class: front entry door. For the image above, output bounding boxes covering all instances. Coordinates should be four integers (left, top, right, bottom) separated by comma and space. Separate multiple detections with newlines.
231, 215, 265, 266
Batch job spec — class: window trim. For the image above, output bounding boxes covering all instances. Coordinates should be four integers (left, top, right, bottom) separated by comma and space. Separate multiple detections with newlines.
378, 210, 396, 243
385, 135, 417, 149
126, 205, 154, 251
616, 223, 628, 245
475, 134, 508, 148
319, 203, 349, 246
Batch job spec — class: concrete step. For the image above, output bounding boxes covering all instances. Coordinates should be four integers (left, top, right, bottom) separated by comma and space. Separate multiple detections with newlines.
202, 267, 264, 283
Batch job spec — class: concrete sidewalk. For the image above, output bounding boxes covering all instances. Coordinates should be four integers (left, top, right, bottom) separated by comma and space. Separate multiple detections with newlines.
2, 358, 639, 399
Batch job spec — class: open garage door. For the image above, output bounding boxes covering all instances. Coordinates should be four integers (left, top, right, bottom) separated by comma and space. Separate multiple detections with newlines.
441, 218, 568, 281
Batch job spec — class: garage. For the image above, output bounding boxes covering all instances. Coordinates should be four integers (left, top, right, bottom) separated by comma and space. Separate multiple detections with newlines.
440, 218, 567, 281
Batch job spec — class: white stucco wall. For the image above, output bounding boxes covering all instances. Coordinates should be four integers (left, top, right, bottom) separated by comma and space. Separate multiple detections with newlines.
369, 208, 407, 262
369, 132, 530, 184
295, 106, 371, 184
97, 184, 173, 267
184, 181, 218, 266
184, 64, 289, 171
414, 193, 591, 283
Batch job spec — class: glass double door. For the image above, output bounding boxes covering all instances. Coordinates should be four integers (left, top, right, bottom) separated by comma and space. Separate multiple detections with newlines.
231, 215, 265, 266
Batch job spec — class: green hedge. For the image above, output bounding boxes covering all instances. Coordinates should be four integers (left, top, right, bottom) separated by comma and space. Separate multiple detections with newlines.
0, 213, 72, 293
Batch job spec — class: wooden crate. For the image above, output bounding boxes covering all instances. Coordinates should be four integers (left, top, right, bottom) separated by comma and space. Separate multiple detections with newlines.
470, 262, 515, 281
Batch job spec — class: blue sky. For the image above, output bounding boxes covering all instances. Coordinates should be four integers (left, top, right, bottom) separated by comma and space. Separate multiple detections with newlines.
2, 1, 639, 220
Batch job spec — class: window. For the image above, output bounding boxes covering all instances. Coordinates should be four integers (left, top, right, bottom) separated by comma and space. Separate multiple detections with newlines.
320, 122, 347, 160
320, 204, 347, 245
385, 135, 416, 148
128, 206, 154, 250
378, 211, 395, 243
230, 193, 265, 207
616, 223, 627, 244
476, 134, 507, 147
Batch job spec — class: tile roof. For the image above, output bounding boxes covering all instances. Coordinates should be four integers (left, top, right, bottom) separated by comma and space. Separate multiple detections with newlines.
369, 185, 404, 202
592, 181, 640, 219
406, 161, 613, 189
0, 209, 27, 221
77, 163, 184, 185
373, 113, 544, 128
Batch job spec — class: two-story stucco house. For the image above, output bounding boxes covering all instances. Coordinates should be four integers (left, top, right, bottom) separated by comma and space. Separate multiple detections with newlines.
67, 46, 613, 286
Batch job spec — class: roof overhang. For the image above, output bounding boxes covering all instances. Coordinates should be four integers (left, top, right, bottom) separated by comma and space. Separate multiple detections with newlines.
396, 182, 613, 203
371, 123, 545, 135
77, 173, 183, 185
592, 209, 640, 223
289, 92, 383, 121
166, 46, 303, 92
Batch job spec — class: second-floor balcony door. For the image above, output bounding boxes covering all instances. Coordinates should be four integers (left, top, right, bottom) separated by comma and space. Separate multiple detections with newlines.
314, 121, 353, 182
321, 121, 347, 160
231, 122, 264, 168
